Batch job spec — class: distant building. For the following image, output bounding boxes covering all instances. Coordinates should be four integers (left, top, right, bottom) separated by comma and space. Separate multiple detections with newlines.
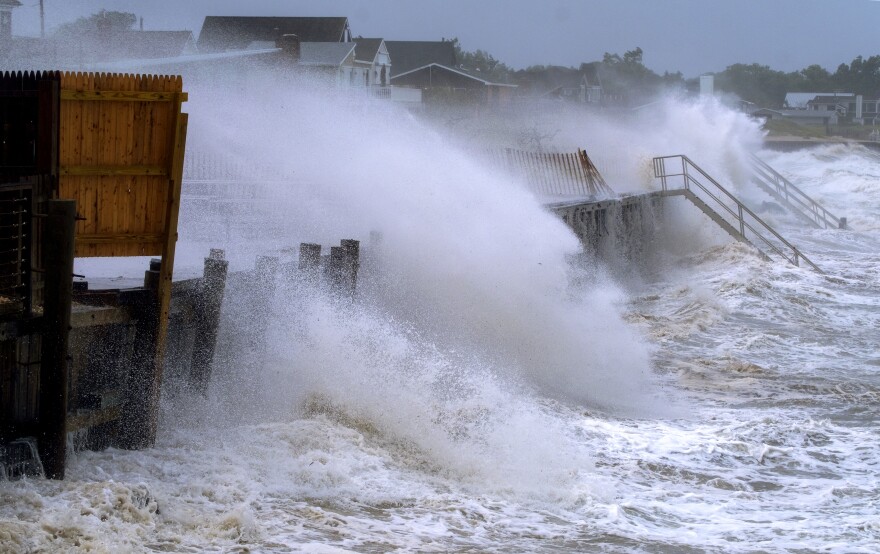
384, 40, 515, 106
1, 26, 197, 70
807, 94, 856, 114
0, 0, 21, 42
391, 63, 516, 105
784, 92, 852, 110
353, 38, 391, 88
385, 40, 456, 78
752, 107, 838, 126
514, 64, 602, 104
298, 41, 358, 86
197, 16, 351, 52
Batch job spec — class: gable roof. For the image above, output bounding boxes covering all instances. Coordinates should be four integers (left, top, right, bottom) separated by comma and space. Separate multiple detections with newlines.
385, 40, 455, 76
198, 16, 350, 52
392, 63, 516, 87
353, 38, 383, 63
300, 42, 356, 67
119, 31, 196, 59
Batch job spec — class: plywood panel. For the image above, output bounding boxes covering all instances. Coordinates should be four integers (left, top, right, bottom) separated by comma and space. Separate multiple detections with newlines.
57, 72, 186, 258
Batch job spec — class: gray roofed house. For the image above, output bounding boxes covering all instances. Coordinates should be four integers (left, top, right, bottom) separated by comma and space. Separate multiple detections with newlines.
300, 42, 356, 67
197, 16, 351, 52
809, 95, 856, 105
385, 40, 456, 77
354, 38, 383, 63
2, 29, 198, 70
0, 0, 21, 42
117, 31, 197, 60
354, 38, 392, 87
391, 62, 516, 106
784, 92, 853, 109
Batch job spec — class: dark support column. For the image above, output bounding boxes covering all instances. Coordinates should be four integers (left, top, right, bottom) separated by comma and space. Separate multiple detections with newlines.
189, 249, 229, 395
298, 243, 321, 285
340, 239, 360, 297
327, 246, 346, 293
38, 199, 76, 479
253, 256, 279, 347
116, 260, 160, 450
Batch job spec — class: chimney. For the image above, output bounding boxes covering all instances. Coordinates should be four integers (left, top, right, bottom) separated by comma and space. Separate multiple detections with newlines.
0, 6, 14, 42
96, 12, 111, 42
276, 34, 301, 62
140, 17, 144, 31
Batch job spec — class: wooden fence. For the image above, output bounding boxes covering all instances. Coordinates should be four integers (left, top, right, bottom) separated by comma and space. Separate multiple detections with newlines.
487, 148, 615, 198
58, 72, 188, 259
1, 71, 189, 478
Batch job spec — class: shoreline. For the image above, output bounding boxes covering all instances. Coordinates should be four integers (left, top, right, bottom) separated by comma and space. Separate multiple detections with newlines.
763, 136, 880, 152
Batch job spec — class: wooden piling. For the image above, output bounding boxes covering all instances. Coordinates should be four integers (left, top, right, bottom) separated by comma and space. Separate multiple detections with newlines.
254, 255, 279, 335
38, 199, 76, 479
298, 243, 321, 285
340, 239, 360, 297
327, 246, 346, 293
115, 260, 160, 450
189, 249, 228, 395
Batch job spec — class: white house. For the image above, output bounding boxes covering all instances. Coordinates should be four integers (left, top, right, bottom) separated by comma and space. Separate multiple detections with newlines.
353, 38, 391, 89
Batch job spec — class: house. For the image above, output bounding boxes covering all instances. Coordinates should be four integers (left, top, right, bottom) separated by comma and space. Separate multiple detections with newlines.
807, 94, 856, 114
384, 40, 515, 105
298, 41, 358, 87
784, 92, 852, 109
515, 64, 602, 104
197, 16, 351, 52
353, 38, 391, 88
78, 35, 363, 92
391, 63, 516, 105
385, 40, 456, 78
0, 0, 20, 42
0, 25, 196, 70
806, 94, 880, 121
752, 107, 838, 126
117, 31, 198, 60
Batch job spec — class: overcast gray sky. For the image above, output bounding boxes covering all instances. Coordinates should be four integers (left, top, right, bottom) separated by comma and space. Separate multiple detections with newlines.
11, 1, 880, 77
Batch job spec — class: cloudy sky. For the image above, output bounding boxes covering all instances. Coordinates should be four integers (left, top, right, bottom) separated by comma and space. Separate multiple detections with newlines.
11, 1, 880, 77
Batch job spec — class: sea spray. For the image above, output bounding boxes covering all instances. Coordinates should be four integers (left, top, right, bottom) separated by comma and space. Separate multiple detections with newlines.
182, 81, 660, 412
143, 79, 673, 501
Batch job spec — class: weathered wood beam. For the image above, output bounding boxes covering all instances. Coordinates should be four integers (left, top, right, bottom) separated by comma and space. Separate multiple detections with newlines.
60, 90, 189, 102
75, 233, 164, 244
60, 165, 167, 177
67, 405, 122, 432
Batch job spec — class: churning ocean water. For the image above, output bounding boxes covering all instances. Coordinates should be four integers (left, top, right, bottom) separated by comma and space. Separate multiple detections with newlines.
1, 97, 879, 554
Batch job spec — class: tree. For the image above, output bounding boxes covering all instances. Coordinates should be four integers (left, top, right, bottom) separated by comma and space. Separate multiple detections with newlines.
448, 37, 512, 83
598, 46, 667, 102
831, 55, 880, 95
799, 64, 832, 91
713, 63, 798, 107
54, 10, 137, 39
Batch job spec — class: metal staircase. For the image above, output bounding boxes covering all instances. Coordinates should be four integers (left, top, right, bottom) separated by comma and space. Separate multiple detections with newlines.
653, 155, 822, 272
749, 154, 845, 229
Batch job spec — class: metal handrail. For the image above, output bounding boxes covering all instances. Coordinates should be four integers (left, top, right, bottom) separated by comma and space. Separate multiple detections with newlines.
653, 155, 822, 272
748, 154, 843, 229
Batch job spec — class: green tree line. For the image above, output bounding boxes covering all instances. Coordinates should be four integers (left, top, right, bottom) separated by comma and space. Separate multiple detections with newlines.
713, 57, 880, 108
453, 37, 879, 107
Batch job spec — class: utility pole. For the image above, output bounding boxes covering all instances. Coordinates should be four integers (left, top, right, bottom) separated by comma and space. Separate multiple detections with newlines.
39, 0, 45, 38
